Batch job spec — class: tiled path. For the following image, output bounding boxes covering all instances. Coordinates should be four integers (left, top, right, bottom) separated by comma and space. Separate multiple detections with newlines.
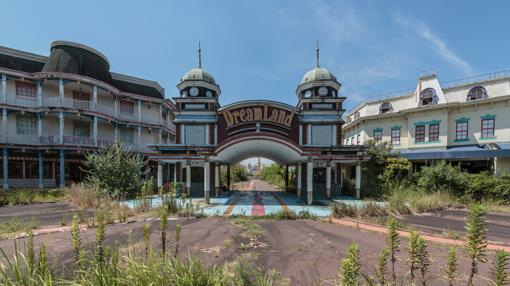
202, 179, 332, 217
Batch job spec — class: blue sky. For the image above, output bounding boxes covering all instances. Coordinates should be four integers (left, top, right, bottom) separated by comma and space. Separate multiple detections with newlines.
2, 0, 510, 112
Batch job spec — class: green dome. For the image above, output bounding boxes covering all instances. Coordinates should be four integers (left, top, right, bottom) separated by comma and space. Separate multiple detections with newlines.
180, 68, 216, 85
301, 67, 337, 84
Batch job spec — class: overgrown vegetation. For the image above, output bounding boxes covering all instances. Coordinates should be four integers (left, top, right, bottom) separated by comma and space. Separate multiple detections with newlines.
0, 189, 65, 206
361, 140, 510, 214
258, 164, 295, 191
83, 143, 147, 198
220, 164, 250, 188
0, 218, 39, 239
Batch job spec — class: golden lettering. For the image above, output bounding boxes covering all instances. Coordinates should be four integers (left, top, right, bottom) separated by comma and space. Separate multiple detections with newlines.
232, 111, 240, 124
270, 109, 279, 122
246, 109, 253, 121
253, 108, 262, 120
277, 110, 286, 125
239, 110, 246, 122
224, 111, 234, 127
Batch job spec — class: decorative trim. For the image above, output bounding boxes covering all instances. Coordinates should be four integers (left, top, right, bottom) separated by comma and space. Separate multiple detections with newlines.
480, 136, 497, 140
390, 125, 401, 130
414, 140, 441, 145
414, 119, 441, 126
455, 117, 470, 123
372, 128, 383, 133
480, 114, 496, 120
454, 138, 470, 142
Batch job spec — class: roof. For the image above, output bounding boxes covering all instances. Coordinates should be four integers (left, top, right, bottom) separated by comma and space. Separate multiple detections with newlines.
180, 68, 217, 85
0, 41, 164, 99
301, 67, 337, 84
397, 144, 510, 160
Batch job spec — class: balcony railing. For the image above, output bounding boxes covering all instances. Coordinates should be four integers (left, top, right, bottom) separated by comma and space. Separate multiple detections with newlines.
118, 111, 136, 121
5, 95, 38, 108
62, 135, 96, 146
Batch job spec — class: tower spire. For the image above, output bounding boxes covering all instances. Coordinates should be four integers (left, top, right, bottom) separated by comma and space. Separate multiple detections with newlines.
316, 41, 320, 68
198, 41, 202, 68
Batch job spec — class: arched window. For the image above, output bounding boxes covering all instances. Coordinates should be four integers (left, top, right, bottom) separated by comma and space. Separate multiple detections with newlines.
354, 112, 360, 119
419, 88, 438, 106
467, 86, 487, 101
379, 102, 393, 114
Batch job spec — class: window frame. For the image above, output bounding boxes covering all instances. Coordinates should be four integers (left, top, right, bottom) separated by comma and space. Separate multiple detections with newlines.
391, 128, 401, 145
15, 81, 37, 99
455, 121, 469, 141
428, 124, 440, 142
467, 86, 487, 102
419, 88, 438, 106
481, 118, 495, 138
379, 102, 393, 114
373, 130, 383, 143
73, 120, 91, 137
119, 99, 135, 114
415, 125, 425, 143
16, 114, 37, 135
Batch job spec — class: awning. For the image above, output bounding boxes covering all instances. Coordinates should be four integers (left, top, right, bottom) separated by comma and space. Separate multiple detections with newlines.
396, 143, 510, 160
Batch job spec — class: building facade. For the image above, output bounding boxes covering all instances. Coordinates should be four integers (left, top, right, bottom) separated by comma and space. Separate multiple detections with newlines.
343, 71, 510, 175
150, 47, 367, 204
0, 41, 175, 189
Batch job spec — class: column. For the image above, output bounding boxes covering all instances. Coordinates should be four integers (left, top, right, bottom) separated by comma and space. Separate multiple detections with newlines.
296, 163, 302, 197
185, 161, 191, 196
36, 80, 42, 107
158, 130, 162, 144
215, 163, 220, 197
159, 105, 163, 125
326, 162, 331, 199
339, 164, 344, 196
59, 149, 65, 189
114, 96, 118, 117
114, 125, 118, 143
2, 109, 6, 142
226, 164, 231, 190
1, 74, 6, 103
92, 85, 97, 110
59, 112, 64, 144
93, 116, 98, 146
37, 115, 42, 139
137, 100, 142, 122
307, 124, 312, 146
173, 163, 177, 184
355, 163, 361, 199
307, 160, 313, 205
137, 126, 142, 147
2, 147, 8, 190
157, 162, 163, 188
59, 79, 64, 105
204, 160, 210, 203
284, 165, 289, 191
299, 124, 303, 145
38, 151, 44, 189
214, 125, 218, 145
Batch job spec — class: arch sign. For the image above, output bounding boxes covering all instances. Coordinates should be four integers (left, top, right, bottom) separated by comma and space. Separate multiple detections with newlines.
217, 102, 299, 144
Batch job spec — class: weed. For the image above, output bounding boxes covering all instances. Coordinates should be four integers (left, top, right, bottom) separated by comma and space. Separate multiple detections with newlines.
465, 203, 488, 286
442, 247, 458, 286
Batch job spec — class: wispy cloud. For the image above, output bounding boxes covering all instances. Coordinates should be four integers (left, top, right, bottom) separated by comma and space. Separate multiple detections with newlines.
394, 14, 474, 75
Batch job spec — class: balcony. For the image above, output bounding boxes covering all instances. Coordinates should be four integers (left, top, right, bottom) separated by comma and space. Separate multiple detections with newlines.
118, 111, 136, 122
5, 95, 38, 108
62, 135, 96, 147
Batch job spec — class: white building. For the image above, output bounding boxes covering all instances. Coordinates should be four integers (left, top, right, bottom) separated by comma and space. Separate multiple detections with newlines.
343, 71, 510, 175
0, 41, 176, 188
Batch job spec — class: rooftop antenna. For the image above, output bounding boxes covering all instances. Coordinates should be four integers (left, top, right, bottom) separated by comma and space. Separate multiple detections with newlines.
316, 41, 320, 68
198, 41, 202, 69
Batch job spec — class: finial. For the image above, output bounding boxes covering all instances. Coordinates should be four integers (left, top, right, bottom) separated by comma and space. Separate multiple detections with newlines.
316, 41, 320, 68
198, 41, 202, 69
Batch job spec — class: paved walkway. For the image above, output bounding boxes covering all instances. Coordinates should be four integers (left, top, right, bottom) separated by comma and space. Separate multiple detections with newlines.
202, 179, 332, 217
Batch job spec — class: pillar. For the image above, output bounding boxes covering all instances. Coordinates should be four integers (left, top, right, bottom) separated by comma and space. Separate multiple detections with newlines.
2, 109, 7, 139
159, 105, 163, 125
339, 164, 344, 196
226, 164, 231, 190
185, 161, 191, 196
36, 80, 42, 107
92, 85, 97, 110
114, 125, 118, 143
284, 165, 289, 191
37, 115, 42, 139
38, 151, 44, 189
137, 126, 142, 147
2, 147, 8, 190
296, 163, 302, 197
59, 149, 65, 189
326, 162, 331, 199
114, 96, 118, 117
59, 112, 64, 144
93, 116, 98, 146
307, 160, 313, 205
215, 163, 220, 197
137, 100, 142, 122
157, 162, 163, 188
58, 79, 64, 105
1, 74, 6, 103
355, 162, 361, 199
204, 160, 210, 203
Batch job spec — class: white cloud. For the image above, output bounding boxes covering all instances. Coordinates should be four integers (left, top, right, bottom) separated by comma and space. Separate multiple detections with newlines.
395, 14, 474, 75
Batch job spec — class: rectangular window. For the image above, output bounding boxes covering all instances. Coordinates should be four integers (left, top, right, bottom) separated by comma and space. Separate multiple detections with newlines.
120, 128, 134, 144
455, 122, 469, 141
481, 118, 495, 138
373, 131, 382, 143
391, 129, 401, 145
16, 115, 36, 135
119, 99, 134, 114
73, 120, 90, 137
415, 125, 425, 142
356, 134, 360, 145
15, 81, 36, 98
429, 124, 440, 142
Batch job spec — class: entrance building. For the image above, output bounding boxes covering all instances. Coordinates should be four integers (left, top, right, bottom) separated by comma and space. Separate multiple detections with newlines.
150, 47, 367, 205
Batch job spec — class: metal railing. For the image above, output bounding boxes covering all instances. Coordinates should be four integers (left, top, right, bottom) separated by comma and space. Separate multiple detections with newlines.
62, 135, 96, 146
5, 95, 38, 108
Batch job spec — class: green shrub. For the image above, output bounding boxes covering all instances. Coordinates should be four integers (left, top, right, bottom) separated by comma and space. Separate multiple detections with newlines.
417, 161, 468, 195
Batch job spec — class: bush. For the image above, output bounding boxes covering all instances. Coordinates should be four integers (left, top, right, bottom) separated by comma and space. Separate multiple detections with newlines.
83, 143, 146, 198
417, 161, 468, 195
259, 164, 285, 188
220, 164, 250, 186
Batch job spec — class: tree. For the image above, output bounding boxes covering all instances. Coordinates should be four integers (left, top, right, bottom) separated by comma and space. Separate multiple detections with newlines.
83, 143, 146, 198
363, 140, 397, 196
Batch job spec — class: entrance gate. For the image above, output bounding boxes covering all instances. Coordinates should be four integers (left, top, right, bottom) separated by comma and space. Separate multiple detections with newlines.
149, 49, 368, 204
